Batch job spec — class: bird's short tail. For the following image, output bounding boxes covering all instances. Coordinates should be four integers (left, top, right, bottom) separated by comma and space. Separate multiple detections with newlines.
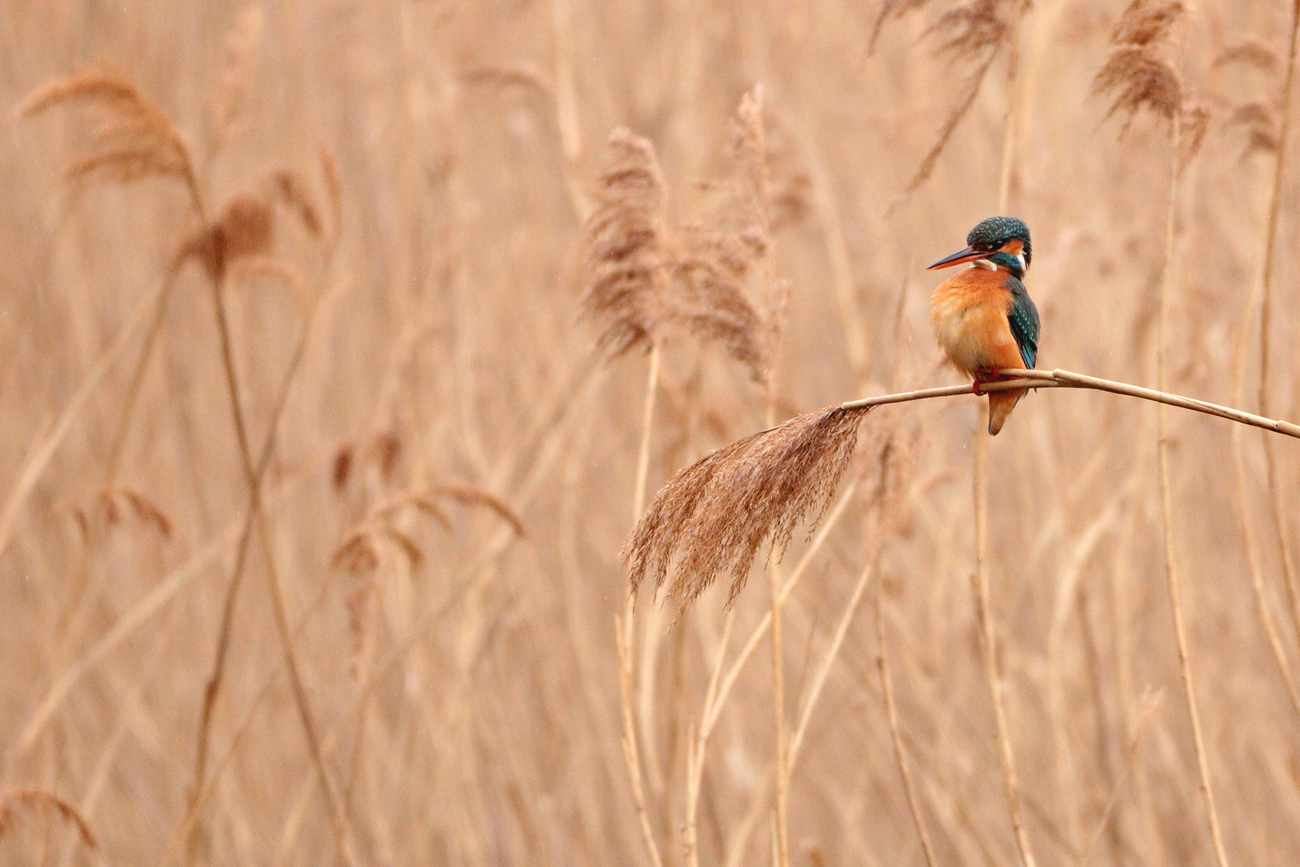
987, 389, 1025, 436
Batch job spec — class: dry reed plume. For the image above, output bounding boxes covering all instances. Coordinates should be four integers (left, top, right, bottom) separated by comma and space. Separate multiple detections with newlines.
332, 484, 524, 574
624, 404, 868, 608
579, 93, 789, 385
588, 88, 801, 867
21, 60, 194, 188
579, 129, 673, 358
893, 0, 1027, 205
72, 487, 173, 541
1095, 5, 1228, 865
1092, 0, 1208, 164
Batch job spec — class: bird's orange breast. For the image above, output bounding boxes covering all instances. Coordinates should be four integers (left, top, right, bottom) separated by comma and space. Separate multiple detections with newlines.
929, 268, 1023, 379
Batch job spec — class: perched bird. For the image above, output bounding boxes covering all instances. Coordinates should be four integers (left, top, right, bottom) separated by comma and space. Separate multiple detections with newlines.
928, 216, 1041, 435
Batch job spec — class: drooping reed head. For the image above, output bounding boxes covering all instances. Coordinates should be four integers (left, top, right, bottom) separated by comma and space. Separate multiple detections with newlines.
1226, 102, 1281, 161
890, 0, 1026, 206
1092, 0, 1210, 168
1109, 0, 1184, 46
1212, 39, 1280, 75
1216, 40, 1284, 162
1092, 2, 1196, 131
21, 60, 194, 189
925, 0, 1013, 60
623, 404, 870, 609
1093, 46, 1184, 127
72, 488, 173, 544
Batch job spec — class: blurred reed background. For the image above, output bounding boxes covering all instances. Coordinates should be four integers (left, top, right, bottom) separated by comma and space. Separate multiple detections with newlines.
1, 1, 1298, 865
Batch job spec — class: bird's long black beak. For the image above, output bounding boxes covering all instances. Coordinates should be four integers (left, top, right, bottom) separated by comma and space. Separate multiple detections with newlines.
927, 245, 986, 270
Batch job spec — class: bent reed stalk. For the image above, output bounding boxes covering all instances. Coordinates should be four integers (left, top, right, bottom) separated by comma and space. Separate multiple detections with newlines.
1258, 0, 1300, 654
840, 371, 1300, 438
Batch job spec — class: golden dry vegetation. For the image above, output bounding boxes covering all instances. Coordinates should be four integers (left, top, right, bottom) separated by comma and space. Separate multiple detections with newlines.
1, 1, 1299, 866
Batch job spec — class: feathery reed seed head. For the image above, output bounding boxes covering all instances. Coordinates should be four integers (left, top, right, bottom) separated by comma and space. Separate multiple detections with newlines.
926, 0, 1010, 60
1212, 39, 1280, 74
578, 129, 672, 357
217, 196, 275, 261
892, 0, 1022, 206
22, 61, 193, 189
673, 235, 770, 381
1180, 103, 1210, 165
1109, 0, 1183, 46
624, 404, 869, 609
1092, 0, 1199, 136
184, 195, 274, 281
1091, 0, 1210, 172
73, 488, 172, 543
579, 108, 784, 384
332, 481, 523, 575
1093, 46, 1182, 125
1226, 102, 1280, 158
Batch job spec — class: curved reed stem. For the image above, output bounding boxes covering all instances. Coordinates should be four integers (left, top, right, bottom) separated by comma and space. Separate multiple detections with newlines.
875, 581, 939, 867
1224, 0, 1300, 726
973, 407, 1037, 867
616, 616, 666, 867
684, 608, 734, 867
837, 371, 1300, 439
619, 342, 665, 867
768, 563, 790, 867
103, 253, 186, 488
1258, 0, 1300, 652
630, 343, 666, 792
182, 175, 354, 867
1156, 110, 1231, 867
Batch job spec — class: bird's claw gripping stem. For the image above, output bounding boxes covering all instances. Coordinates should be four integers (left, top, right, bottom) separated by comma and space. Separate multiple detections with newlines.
972, 368, 1003, 397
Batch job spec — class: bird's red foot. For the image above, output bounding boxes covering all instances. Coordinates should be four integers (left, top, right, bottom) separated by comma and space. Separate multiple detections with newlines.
973, 368, 1005, 396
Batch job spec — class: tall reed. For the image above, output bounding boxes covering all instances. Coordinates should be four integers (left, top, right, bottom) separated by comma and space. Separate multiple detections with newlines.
1095, 3, 1225, 863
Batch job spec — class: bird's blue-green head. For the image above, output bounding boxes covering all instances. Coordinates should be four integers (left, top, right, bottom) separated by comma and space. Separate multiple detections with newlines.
928, 216, 1032, 278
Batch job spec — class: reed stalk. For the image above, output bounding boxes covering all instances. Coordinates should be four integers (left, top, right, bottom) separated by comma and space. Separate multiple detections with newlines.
1257, 0, 1300, 649
767, 562, 790, 867
838, 372, 1300, 437
617, 615, 666, 867
619, 340, 665, 866
1155, 108, 1231, 867
876, 581, 939, 867
973, 409, 1036, 867
180, 174, 354, 867
1228, 173, 1300, 718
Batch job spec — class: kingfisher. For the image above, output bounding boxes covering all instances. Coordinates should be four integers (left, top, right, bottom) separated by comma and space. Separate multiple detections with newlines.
928, 216, 1041, 436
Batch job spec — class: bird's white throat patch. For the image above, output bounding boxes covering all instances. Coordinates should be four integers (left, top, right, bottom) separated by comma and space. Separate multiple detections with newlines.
969, 252, 1027, 272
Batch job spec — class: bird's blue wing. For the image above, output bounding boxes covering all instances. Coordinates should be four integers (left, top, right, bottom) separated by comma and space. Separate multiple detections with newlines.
1006, 282, 1040, 369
